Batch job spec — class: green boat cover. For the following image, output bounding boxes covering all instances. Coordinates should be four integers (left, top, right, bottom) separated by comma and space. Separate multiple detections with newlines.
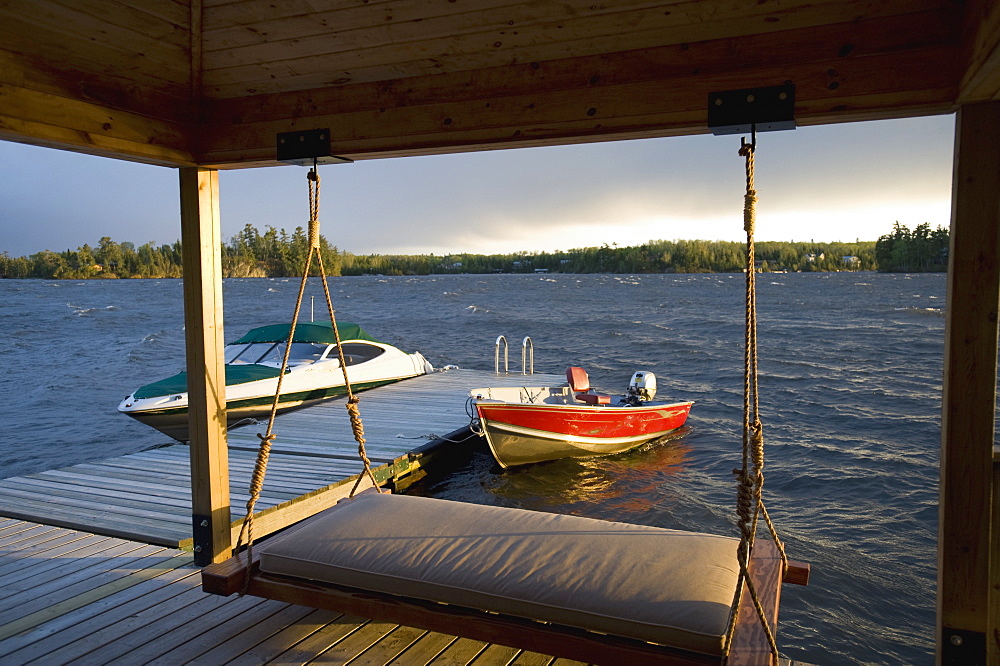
133, 364, 285, 399
230, 321, 377, 345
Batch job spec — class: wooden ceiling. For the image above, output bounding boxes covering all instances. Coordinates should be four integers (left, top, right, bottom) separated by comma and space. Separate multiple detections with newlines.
0, 0, 997, 168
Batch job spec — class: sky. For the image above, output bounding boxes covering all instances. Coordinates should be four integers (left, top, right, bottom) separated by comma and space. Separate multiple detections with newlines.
0, 114, 955, 258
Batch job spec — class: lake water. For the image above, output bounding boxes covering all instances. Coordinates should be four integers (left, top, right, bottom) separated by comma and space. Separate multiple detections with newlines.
0, 272, 945, 664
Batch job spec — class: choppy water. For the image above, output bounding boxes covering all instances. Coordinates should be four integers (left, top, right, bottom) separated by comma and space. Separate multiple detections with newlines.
0, 273, 945, 664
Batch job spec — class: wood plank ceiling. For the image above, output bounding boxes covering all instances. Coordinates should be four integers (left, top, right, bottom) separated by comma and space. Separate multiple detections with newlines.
0, 0, 997, 168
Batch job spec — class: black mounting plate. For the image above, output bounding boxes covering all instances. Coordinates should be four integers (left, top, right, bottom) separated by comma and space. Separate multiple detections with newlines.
708, 84, 796, 135
277, 129, 354, 165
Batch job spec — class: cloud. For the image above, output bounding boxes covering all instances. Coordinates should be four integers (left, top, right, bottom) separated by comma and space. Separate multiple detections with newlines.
0, 114, 956, 257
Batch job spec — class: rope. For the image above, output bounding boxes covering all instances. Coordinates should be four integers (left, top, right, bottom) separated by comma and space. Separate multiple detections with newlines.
235, 162, 379, 595
721, 134, 787, 663
315, 249, 381, 496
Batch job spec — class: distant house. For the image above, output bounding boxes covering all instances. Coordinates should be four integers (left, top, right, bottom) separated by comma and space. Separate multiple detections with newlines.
842, 255, 860, 269
804, 252, 825, 263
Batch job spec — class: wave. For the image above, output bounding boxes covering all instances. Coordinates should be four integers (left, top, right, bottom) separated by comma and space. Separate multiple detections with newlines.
893, 306, 944, 317
67, 303, 117, 316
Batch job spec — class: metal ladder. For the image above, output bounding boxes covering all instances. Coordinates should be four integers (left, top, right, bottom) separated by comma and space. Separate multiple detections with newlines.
494, 335, 534, 375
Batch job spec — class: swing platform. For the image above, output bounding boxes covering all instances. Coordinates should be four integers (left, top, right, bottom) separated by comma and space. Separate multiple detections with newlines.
203, 492, 809, 665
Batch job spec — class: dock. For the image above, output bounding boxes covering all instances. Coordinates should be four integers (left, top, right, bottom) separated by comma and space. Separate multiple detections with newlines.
0, 368, 588, 664
0, 517, 582, 664
0, 369, 812, 665
0, 369, 560, 547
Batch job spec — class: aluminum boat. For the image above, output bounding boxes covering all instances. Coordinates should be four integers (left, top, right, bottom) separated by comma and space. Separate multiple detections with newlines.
470, 366, 692, 468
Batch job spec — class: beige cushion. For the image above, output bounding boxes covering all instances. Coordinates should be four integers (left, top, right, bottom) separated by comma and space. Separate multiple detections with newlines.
257, 492, 739, 656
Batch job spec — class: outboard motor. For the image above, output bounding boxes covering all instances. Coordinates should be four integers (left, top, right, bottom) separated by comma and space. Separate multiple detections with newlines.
625, 371, 656, 405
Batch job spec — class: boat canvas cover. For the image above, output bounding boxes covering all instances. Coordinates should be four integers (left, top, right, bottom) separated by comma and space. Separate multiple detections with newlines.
133, 365, 285, 399
231, 322, 378, 345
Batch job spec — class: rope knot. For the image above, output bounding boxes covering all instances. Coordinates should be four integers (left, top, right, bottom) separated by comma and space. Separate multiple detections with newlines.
308, 219, 321, 249
744, 191, 757, 234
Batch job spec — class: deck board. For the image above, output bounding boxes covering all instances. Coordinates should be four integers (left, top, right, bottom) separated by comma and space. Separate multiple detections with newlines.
0, 369, 556, 547
0, 514, 805, 664
353, 624, 431, 665
275, 611, 374, 663
0, 369, 593, 666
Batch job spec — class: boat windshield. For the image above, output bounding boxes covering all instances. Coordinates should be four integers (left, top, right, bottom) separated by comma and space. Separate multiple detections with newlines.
258, 341, 331, 366
224, 344, 246, 363
340, 342, 386, 366
227, 342, 277, 365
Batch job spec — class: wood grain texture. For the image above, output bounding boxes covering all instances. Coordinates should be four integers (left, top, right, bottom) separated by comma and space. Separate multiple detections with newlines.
938, 101, 1000, 652
2, 0, 994, 166
0, 521, 582, 664
180, 167, 232, 565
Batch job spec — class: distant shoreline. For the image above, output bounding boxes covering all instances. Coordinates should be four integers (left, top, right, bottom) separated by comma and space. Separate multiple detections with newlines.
0, 222, 947, 278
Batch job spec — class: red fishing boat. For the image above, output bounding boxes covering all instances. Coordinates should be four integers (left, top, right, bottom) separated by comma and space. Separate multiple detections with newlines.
470, 366, 693, 468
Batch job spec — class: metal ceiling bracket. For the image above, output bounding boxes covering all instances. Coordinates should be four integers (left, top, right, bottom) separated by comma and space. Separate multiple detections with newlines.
708, 83, 796, 135
277, 129, 354, 166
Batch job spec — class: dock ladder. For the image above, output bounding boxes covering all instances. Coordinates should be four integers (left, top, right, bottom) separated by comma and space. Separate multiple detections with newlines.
494, 336, 534, 375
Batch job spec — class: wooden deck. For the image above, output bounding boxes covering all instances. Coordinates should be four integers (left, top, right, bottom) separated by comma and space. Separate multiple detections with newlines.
0, 369, 585, 665
0, 369, 814, 666
0, 369, 562, 548
0, 517, 583, 665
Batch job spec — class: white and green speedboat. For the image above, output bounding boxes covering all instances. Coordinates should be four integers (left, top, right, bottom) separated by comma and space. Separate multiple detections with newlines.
119, 321, 432, 441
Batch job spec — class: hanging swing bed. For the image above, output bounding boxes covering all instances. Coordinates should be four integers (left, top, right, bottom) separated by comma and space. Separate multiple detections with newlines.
203, 98, 809, 665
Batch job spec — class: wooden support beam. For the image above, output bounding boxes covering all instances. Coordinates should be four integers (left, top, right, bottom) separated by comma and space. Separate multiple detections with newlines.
179, 167, 230, 566
959, 0, 1000, 102
992, 457, 1000, 664
226, 470, 378, 549
938, 101, 1000, 664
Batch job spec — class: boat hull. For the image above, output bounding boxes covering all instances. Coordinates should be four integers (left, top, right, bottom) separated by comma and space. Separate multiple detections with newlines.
122, 377, 402, 441
474, 400, 693, 468
120, 322, 431, 442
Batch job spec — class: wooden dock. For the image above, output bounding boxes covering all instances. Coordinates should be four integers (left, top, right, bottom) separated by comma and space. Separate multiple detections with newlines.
0, 517, 583, 665
0, 369, 587, 665
0, 369, 815, 665
0, 369, 562, 548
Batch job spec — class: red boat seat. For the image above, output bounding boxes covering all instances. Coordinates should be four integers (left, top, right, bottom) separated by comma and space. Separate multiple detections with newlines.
566, 366, 591, 392
566, 366, 612, 405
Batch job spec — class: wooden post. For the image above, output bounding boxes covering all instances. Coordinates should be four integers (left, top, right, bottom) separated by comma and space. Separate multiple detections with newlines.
938, 101, 1000, 664
179, 167, 231, 566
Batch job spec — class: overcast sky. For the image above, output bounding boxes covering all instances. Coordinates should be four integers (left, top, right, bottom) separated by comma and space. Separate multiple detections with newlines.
0, 114, 954, 258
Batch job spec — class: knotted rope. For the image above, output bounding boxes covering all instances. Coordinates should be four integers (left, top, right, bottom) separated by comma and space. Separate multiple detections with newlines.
722, 135, 787, 662
236, 163, 379, 595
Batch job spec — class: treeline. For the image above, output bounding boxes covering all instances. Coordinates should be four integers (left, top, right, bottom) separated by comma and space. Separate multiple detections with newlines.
874, 222, 949, 272
4, 222, 950, 279
0, 224, 343, 279
339, 239, 877, 275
